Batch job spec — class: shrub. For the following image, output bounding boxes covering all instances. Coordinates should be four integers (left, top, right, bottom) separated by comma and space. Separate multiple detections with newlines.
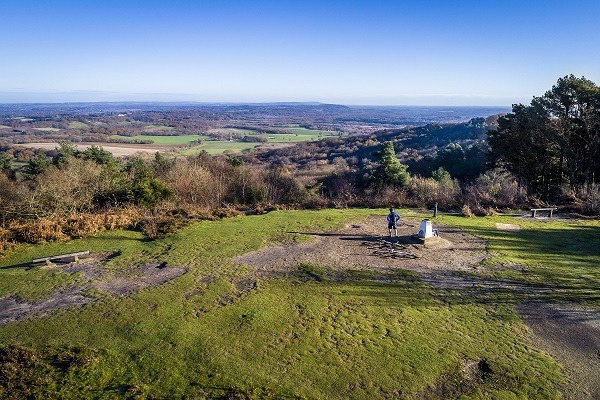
164, 159, 221, 208
12, 219, 68, 243
0, 227, 16, 257
62, 214, 105, 238
263, 167, 308, 205
131, 178, 173, 207
465, 169, 527, 208
460, 205, 475, 218
406, 176, 462, 209
29, 158, 115, 216
574, 183, 600, 215
103, 208, 140, 230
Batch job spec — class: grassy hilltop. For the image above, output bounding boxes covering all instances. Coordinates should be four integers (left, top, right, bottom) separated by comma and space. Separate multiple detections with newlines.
0, 209, 598, 399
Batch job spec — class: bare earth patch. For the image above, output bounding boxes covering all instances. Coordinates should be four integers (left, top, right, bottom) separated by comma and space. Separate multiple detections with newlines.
0, 287, 93, 326
0, 253, 186, 326
234, 216, 489, 279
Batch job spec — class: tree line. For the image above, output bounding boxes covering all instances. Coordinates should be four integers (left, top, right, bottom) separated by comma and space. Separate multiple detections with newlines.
488, 75, 600, 199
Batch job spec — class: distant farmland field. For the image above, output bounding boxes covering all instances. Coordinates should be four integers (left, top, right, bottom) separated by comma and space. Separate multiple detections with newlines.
178, 141, 261, 155
14, 142, 173, 157
16, 128, 343, 157
32, 127, 61, 132
208, 126, 341, 142
143, 125, 174, 132
111, 134, 206, 145
68, 122, 88, 129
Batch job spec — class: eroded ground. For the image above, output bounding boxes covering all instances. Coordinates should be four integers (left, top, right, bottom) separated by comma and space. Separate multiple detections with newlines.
0, 253, 186, 326
234, 216, 488, 278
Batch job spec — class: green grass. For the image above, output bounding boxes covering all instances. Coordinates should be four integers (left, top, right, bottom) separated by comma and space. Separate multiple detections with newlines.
178, 142, 261, 155
68, 122, 88, 129
424, 213, 600, 306
111, 134, 207, 145
1, 209, 593, 398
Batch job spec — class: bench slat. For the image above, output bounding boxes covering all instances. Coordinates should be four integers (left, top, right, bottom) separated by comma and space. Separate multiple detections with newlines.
32, 251, 90, 264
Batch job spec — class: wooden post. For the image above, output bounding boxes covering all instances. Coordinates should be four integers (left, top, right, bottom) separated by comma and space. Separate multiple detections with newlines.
433, 202, 438, 218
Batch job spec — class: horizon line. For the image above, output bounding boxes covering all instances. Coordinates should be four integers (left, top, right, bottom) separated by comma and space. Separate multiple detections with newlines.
0, 100, 513, 108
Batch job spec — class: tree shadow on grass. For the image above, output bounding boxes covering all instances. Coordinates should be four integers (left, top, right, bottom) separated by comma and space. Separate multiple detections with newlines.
313, 253, 600, 310
466, 224, 600, 264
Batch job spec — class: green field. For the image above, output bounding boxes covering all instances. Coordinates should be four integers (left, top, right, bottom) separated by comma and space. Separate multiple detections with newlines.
178, 142, 261, 155
285, 126, 341, 137
118, 121, 136, 126
207, 128, 258, 135
111, 134, 208, 145
108, 127, 342, 155
68, 121, 89, 129
143, 125, 174, 132
110, 134, 258, 154
208, 127, 343, 143
1, 209, 597, 398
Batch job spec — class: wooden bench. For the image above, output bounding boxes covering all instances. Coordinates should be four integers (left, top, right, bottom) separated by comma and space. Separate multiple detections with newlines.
32, 251, 90, 265
530, 208, 557, 218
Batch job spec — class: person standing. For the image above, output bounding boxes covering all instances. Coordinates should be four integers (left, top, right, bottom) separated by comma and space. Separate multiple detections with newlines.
387, 208, 401, 237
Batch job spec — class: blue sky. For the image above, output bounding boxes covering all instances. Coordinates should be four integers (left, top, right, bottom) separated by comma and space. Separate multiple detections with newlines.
1, 0, 599, 105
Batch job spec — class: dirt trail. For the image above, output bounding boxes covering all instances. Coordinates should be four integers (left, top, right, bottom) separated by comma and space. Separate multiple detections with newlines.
233, 215, 600, 399
517, 302, 600, 400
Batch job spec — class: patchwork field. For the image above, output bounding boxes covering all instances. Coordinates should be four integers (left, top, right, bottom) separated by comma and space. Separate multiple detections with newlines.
208, 126, 342, 142
11, 126, 343, 157
0, 209, 598, 399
